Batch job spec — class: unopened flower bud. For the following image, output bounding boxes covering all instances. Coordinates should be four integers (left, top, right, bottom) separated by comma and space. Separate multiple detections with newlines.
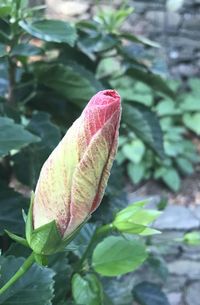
33, 90, 121, 238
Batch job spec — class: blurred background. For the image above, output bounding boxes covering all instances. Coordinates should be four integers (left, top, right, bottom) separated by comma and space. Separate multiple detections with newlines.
0, 1, 200, 305
45, 0, 200, 78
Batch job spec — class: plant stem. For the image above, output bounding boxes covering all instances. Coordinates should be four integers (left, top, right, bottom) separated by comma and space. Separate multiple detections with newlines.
7, 57, 16, 106
77, 224, 112, 270
0, 252, 35, 296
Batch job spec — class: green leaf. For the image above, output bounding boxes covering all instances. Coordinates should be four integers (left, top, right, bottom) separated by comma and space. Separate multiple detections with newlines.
113, 202, 161, 235
12, 112, 61, 188
183, 113, 200, 135
0, 5, 11, 17
11, 43, 44, 56
188, 78, 200, 95
123, 103, 164, 158
164, 141, 181, 157
19, 19, 77, 46
0, 19, 10, 44
127, 209, 162, 226
72, 273, 104, 305
96, 57, 121, 79
78, 33, 118, 58
155, 99, 179, 116
92, 236, 147, 276
160, 168, 181, 192
180, 94, 200, 112
70, 223, 97, 258
0, 116, 40, 157
120, 32, 160, 48
176, 157, 194, 175
110, 76, 153, 106
48, 252, 72, 304
122, 139, 145, 164
36, 63, 103, 104
140, 228, 161, 236
126, 67, 175, 99
127, 162, 146, 184
0, 182, 28, 235
132, 282, 170, 305
5, 242, 32, 258
0, 256, 55, 305
5, 230, 29, 247
183, 231, 200, 246
114, 222, 146, 234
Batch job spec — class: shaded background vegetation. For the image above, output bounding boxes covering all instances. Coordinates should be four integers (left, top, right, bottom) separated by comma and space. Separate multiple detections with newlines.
0, 1, 200, 305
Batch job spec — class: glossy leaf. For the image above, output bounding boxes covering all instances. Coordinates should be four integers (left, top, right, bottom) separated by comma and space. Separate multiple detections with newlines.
0, 256, 55, 305
11, 44, 44, 56
0, 116, 40, 157
69, 223, 96, 258
19, 19, 77, 46
36, 63, 103, 104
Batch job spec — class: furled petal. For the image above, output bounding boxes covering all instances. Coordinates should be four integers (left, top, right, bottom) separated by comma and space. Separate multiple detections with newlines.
33, 90, 121, 237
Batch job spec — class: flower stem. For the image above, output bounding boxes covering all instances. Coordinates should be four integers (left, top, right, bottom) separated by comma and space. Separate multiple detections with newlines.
0, 252, 35, 295
77, 224, 113, 270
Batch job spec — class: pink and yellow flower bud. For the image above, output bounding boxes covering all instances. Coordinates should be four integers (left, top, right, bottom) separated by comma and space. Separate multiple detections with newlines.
33, 90, 121, 238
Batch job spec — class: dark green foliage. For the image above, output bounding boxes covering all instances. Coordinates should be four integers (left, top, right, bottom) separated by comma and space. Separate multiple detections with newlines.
0, 182, 28, 235
12, 112, 61, 188
0, 256, 55, 305
132, 282, 170, 305
0, 1, 199, 304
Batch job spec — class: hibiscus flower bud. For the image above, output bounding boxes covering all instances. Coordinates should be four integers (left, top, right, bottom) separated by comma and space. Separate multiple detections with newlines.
33, 90, 121, 239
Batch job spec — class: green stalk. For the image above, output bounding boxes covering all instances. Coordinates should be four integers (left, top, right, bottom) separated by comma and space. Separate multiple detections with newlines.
77, 224, 112, 270
0, 252, 35, 296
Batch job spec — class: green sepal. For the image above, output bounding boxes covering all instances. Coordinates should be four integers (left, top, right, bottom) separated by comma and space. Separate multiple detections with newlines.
62, 215, 91, 246
29, 220, 63, 255
25, 193, 91, 255
25, 191, 34, 244
5, 230, 29, 247
29, 218, 89, 255
22, 209, 27, 223
34, 253, 48, 266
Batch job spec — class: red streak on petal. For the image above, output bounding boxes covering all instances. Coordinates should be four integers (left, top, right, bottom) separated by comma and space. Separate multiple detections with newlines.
82, 90, 120, 144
